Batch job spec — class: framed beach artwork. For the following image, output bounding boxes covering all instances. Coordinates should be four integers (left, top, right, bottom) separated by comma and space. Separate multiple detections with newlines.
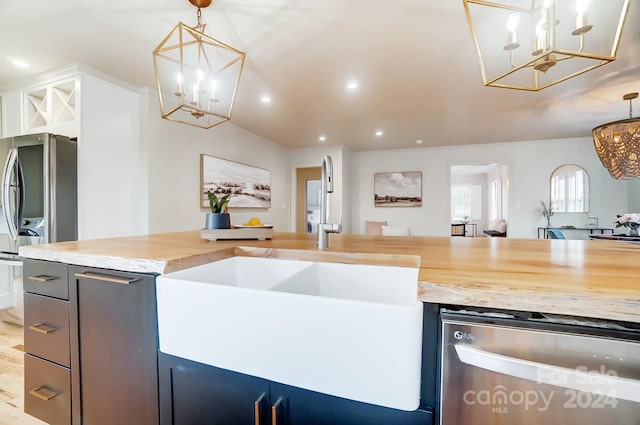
200, 154, 271, 209
374, 172, 422, 207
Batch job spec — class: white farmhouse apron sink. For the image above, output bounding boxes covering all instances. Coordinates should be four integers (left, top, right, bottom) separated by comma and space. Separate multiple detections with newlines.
156, 255, 423, 411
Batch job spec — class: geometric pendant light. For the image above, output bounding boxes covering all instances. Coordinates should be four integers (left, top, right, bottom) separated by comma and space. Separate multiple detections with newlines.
593, 92, 640, 179
462, 0, 630, 91
152, 0, 245, 129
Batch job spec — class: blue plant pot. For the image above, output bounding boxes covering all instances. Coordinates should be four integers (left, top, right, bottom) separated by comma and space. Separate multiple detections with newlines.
206, 213, 231, 229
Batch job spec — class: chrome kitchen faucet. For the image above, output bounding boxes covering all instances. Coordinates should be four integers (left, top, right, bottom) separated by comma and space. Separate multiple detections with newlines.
317, 155, 342, 249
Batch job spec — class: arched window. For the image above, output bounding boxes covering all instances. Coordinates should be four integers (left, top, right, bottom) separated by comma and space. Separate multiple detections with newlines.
550, 165, 590, 213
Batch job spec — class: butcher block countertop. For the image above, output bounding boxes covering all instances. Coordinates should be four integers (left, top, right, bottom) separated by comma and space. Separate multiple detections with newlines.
19, 231, 640, 323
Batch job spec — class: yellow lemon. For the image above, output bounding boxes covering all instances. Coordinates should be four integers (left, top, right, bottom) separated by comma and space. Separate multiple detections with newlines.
243, 217, 263, 226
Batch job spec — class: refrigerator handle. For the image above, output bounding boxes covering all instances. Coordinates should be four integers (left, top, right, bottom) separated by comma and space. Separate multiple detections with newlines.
17, 158, 25, 230
0, 258, 22, 267
455, 344, 640, 404
2, 148, 19, 240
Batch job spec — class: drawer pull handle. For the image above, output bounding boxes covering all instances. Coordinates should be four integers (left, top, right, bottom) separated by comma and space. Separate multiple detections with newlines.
28, 323, 57, 334
271, 397, 284, 425
254, 392, 266, 425
74, 272, 139, 285
29, 386, 60, 401
28, 275, 57, 282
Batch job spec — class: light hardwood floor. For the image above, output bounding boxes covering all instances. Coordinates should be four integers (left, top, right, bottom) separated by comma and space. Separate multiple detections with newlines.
0, 321, 47, 425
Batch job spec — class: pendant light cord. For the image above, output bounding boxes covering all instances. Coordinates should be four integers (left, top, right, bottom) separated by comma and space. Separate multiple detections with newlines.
623, 93, 638, 119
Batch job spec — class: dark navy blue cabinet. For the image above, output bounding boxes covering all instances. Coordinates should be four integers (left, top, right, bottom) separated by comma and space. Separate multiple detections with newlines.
159, 353, 269, 425
159, 352, 433, 425
270, 382, 432, 425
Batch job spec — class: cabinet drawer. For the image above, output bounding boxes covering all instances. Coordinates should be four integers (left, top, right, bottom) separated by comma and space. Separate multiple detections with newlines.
24, 354, 71, 425
24, 259, 69, 300
24, 293, 70, 367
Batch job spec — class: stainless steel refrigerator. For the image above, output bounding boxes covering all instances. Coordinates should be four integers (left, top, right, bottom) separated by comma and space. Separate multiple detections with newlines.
0, 133, 77, 324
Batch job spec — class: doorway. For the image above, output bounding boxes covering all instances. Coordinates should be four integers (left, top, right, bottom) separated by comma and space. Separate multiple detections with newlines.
450, 164, 509, 237
295, 167, 321, 233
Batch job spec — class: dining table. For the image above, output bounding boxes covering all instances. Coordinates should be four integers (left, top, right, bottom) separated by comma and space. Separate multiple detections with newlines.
589, 233, 640, 242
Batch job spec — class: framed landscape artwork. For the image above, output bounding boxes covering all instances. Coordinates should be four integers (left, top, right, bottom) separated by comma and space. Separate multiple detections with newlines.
200, 154, 271, 209
374, 172, 422, 207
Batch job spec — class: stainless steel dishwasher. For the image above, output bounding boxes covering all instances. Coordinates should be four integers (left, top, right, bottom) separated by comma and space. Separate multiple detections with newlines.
440, 309, 640, 424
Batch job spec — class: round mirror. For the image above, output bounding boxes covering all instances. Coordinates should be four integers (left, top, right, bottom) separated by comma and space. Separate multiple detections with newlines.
550, 164, 590, 213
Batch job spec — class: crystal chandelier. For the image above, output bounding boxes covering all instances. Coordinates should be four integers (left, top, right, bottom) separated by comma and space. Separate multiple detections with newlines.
152, 0, 246, 129
593, 93, 640, 179
462, 0, 630, 91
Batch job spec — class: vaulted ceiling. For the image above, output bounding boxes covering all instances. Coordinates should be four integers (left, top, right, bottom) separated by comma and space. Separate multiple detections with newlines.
1, 0, 638, 151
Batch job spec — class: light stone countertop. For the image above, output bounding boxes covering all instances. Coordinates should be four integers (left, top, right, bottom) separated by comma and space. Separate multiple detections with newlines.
19, 230, 640, 324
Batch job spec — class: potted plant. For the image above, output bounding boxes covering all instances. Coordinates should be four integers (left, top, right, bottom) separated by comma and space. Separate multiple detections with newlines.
205, 191, 231, 229
537, 200, 556, 228
615, 213, 640, 236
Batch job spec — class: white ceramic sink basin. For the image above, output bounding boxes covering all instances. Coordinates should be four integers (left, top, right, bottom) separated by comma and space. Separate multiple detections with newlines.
156, 256, 423, 411
158, 255, 313, 289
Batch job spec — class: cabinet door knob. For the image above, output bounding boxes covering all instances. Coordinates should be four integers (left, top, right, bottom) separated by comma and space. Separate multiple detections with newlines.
29, 385, 60, 401
27, 274, 57, 282
74, 272, 139, 285
28, 323, 57, 334
254, 392, 266, 425
271, 396, 284, 425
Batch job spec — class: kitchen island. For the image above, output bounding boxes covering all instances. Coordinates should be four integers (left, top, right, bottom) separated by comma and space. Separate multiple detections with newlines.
19, 230, 640, 323
17, 230, 640, 425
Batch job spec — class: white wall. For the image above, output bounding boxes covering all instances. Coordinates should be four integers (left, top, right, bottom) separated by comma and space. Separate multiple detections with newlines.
351, 138, 631, 238
352, 146, 451, 236
144, 91, 290, 234
629, 179, 640, 212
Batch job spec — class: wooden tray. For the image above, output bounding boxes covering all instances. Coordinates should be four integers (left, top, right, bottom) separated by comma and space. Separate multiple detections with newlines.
200, 227, 273, 241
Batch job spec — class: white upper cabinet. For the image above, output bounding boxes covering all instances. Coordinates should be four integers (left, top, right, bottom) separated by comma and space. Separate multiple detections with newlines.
23, 78, 78, 137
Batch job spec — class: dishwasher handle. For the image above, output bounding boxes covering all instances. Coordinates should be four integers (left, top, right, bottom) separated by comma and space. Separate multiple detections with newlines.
455, 344, 640, 404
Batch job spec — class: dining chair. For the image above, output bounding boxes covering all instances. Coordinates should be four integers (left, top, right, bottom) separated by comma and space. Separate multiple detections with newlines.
547, 229, 566, 239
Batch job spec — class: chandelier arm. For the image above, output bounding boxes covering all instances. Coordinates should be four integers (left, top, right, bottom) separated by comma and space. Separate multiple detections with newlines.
509, 50, 516, 68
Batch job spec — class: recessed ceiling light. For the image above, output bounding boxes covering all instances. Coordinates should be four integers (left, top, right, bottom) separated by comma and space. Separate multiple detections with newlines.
8, 57, 30, 69
416, 139, 423, 145
260, 95, 272, 103
346, 80, 359, 90
375, 130, 384, 137
319, 135, 327, 142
